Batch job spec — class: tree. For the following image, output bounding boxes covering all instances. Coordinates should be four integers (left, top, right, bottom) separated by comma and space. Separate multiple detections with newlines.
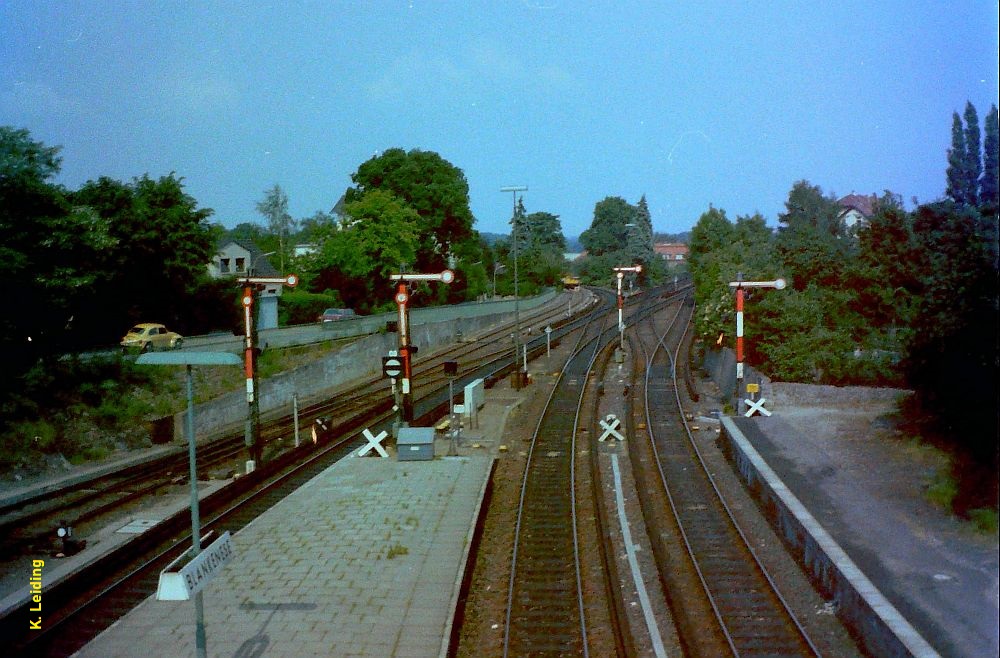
906, 200, 998, 509
946, 112, 969, 204
775, 181, 850, 289
0, 128, 115, 368
347, 148, 477, 274
519, 210, 567, 290
850, 193, 921, 329
306, 189, 420, 312
72, 174, 216, 338
256, 184, 295, 272
0, 126, 62, 182
580, 196, 636, 257
964, 102, 982, 207
688, 205, 734, 269
981, 104, 999, 212
630, 195, 657, 281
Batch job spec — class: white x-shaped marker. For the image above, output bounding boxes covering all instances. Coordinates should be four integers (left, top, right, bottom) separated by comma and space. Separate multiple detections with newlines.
744, 397, 772, 417
357, 428, 389, 457
599, 414, 625, 442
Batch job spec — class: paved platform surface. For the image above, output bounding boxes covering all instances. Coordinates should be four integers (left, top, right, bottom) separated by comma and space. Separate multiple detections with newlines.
734, 415, 998, 658
77, 451, 493, 658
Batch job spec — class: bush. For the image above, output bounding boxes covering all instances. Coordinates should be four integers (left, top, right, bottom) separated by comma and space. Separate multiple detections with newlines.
278, 289, 345, 326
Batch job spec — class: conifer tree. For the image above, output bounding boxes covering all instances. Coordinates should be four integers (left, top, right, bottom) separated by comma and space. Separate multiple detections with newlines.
981, 104, 999, 211
946, 112, 968, 204
963, 102, 982, 207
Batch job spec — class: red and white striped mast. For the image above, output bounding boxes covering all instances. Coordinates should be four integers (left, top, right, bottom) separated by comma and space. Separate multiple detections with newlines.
613, 265, 642, 349
389, 269, 455, 424
727, 274, 785, 414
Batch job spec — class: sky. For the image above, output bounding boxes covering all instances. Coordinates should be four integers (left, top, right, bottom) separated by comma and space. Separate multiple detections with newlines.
2, 1, 998, 239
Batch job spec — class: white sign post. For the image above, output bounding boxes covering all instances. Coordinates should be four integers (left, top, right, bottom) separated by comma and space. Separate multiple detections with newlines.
157, 531, 235, 601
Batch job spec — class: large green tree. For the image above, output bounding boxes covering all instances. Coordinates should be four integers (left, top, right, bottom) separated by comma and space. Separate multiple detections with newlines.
0, 127, 115, 365
963, 102, 982, 207
906, 200, 998, 509
580, 196, 636, 257
775, 181, 851, 289
981, 104, 999, 212
72, 174, 216, 338
306, 189, 420, 312
347, 148, 478, 274
946, 112, 969, 205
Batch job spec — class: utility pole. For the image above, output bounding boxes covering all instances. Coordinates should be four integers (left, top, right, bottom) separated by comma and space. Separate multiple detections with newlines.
389, 269, 455, 423
501, 185, 528, 387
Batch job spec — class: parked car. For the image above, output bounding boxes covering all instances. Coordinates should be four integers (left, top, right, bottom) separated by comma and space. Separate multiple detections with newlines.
120, 323, 184, 353
317, 308, 356, 322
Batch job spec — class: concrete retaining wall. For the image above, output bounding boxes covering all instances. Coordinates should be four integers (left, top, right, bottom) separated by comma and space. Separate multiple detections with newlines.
719, 417, 941, 658
189, 289, 559, 352
172, 292, 562, 440
702, 347, 770, 402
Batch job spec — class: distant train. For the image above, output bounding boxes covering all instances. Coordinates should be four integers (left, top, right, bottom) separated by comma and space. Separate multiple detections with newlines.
562, 275, 581, 290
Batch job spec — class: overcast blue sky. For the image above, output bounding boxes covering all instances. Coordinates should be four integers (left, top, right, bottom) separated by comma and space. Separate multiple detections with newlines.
2, 1, 998, 238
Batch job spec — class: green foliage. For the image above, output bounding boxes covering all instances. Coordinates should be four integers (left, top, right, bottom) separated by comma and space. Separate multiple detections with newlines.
69, 173, 216, 345
968, 508, 998, 535
347, 148, 477, 273
1, 127, 117, 373
946, 112, 970, 205
578, 195, 661, 287
905, 201, 998, 472
278, 288, 345, 326
982, 105, 999, 212
580, 196, 636, 256
926, 469, 959, 509
303, 189, 420, 313
0, 354, 161, 468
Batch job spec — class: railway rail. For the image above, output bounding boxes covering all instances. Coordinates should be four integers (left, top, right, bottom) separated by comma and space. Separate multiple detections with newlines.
502, 287, 684, 656
0, 290, 596, 559
1, 287, 623, 656
628, 297, 821, 657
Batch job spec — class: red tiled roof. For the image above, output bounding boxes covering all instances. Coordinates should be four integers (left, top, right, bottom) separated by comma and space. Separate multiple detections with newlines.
837, 194, 877, 218
654, 243, 688, 258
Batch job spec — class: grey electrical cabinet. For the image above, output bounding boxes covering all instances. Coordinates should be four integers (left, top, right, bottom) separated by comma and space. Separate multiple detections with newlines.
397, 427, 435, 461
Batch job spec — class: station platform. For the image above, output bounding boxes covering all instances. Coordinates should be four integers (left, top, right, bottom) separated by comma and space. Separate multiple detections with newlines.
74, 388, 526, 658
723, 414, 998, 658
78, 453, 492, 658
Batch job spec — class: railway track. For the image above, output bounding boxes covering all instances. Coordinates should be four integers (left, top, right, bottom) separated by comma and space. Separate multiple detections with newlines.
628, 298, 821, 657
502, 287, 682, 656
1, 288, 620, 657
0, 290, 596, 558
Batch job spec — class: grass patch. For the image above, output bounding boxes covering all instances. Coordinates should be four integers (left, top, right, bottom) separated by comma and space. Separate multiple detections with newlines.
967, 508, 999, 535
386, 542, 409, 560
925, 469, 959, 509
1, 339, 346, 473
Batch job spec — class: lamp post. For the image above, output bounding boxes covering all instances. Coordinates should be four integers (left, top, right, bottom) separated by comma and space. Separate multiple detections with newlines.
136, 351, 241, 658
500, 185, 527, 387
727, 274, 786, 414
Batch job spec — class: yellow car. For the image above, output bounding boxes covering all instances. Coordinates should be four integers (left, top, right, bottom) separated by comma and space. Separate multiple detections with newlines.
120, 323, 184, 353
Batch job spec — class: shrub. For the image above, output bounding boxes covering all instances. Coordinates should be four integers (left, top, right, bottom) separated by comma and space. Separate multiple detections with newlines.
278, 289, 345, 326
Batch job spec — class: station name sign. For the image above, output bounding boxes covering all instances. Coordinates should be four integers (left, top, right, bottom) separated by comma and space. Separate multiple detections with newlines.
157, 531, 235, 601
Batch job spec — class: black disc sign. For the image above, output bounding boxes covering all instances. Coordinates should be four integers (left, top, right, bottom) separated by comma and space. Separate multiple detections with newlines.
382, 356, 403, 379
